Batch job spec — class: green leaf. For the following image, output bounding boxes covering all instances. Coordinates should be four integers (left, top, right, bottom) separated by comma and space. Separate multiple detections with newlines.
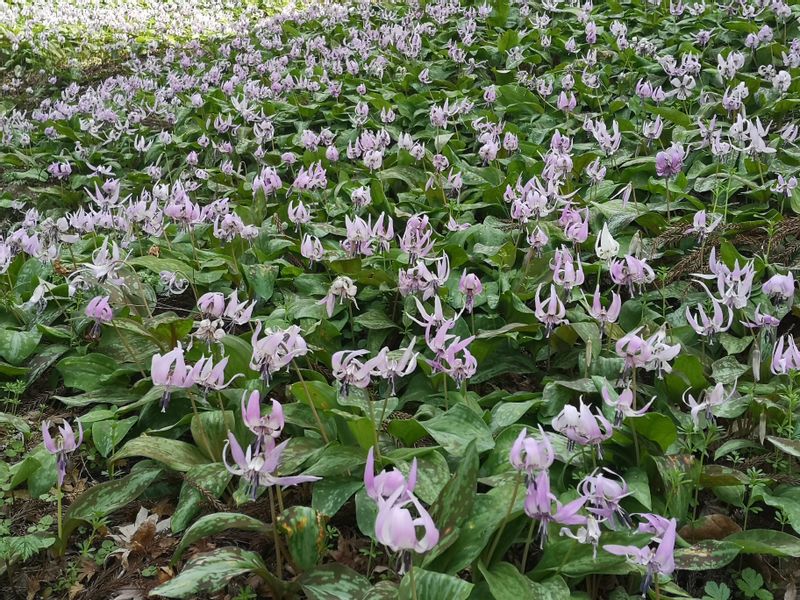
390, 449, 450, 505
190, 410, 234, 461
725, 529, 800, 557
399, 567, 473, 600
111, 435, 209, 472
532, 532, 646, 578
624, 467, 651, 510
172, 513, 271, 563
299, 563, 371, 600
673, 540, 740, 571
152, 547, 271, 598
711, 356, 749, 385
354, 308, 398, 330
290, 380, 338, 410
632, 413, 677, 452
420, 404, 495, 457
0, 412, 31, 435
767, 436, 800, 458
477, 561, 538, 599
312, 478, 363, 518
56, 354, 120, 392
172, 463, 233, 533
425, 482, 523, 573
279, 506, 326, 572
431, 441, 478, 542
0, 328, 41, 365
91, 417, 138, 458
58, 465, 162, 551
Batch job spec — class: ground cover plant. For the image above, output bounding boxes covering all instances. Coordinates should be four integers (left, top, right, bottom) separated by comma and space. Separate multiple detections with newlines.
1, 0, 800, 597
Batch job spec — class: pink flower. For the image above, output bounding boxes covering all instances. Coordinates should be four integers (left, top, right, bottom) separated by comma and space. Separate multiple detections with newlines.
459, 271, 482, 313
42, 418, 83, 486
524, 471, 587, 547
197, 292, 225, 318
771, 335, 800, 375
588, 287, 621, 336
605, 518, 677, 595
85, 296, 112, 338
602, 386, 654, 426
318, 276, 358, 318
151, 344, 195, 412
368, 339, 418, 395
332, 350, 372, 396
242, 391, 284, 451
509, 426, 554, 477
374, 489, 440, 556
224, 290, 256, 325
534, 284, 567, 335
192, 355, 238, 393
364, 447, 416, 503
250, 323, 308, 384
223, 433, 320, 500
655, 143, 686, 178
552, 399, 613, 456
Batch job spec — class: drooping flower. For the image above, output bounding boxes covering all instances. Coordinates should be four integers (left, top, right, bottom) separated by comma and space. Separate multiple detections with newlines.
368, 339, 418, 395
365, 447, 439, 565
42, 419, 83, 486
250, 323, 308, 384
771, 335, 800, 375
595, 223, 620, 262
685, 297, 733, 340
763, 272, 795, 304
509, 426, 555, 479
192, 355, 239, 396
332, 350, 373, 396
579, 469, 632, 526
459, 271, 482, 313
151, 344, 195, 412
602, 386, 654, 426
223, 434, 320, 500
524, 471, 587, 547
655, 143, 686, 178
552, 399, 613, 456
534, 284, 567, 335
319, 276, 358, 318
604, 518, 677, 597
588, 287, 621, 336
197, 292, 225, 318
242, 391, 284, 451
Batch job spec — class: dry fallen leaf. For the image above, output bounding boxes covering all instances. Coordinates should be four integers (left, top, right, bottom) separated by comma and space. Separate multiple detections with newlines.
679, 513, 741, 542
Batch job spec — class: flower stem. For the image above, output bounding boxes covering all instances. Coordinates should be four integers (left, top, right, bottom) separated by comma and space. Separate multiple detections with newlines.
409, 565, 419, 600
56, 484, 63, 541
487, 474, 521, 563
268, 487, 284, 579
365, 395, 381, 461
111, 322, 148, 379
520, 519, 536, 573
293, 363, 330, 443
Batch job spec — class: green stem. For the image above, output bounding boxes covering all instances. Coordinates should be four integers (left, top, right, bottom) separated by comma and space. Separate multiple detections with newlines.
487, 474, 521, 563
409, 565, 419, 600
520, 519, 536, 573
269, 487, 284, 579
56, 484, 63, 541
293, 363, 330, 443
366, 395, 381, 461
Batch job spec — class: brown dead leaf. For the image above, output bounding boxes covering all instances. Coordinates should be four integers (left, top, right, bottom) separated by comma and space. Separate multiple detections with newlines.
68, 582, 85, 600
26, 576, 40, 600
679, 513, 741, 542
130, 520, 157, 553
156, 566, 174, 585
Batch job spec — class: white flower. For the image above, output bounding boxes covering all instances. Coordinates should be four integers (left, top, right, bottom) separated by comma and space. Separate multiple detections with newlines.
595, 223, 620, 262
